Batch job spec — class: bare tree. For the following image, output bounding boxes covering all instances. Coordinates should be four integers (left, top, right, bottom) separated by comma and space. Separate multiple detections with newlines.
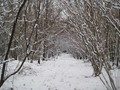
0, 0, 27, 87
60, 0, 120, 90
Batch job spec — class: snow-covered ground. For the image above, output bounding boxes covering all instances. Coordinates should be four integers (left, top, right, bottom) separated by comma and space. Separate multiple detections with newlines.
1, 54, 107, 90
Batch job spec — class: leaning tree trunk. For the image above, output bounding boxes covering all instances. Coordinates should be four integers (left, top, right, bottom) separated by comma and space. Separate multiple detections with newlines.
0, 0, 27, 87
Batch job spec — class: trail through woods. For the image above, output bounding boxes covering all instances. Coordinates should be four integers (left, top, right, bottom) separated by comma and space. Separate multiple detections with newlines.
1, 54, 106, 90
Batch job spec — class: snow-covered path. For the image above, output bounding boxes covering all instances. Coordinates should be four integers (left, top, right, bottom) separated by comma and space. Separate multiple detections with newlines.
1, 54, 106, 90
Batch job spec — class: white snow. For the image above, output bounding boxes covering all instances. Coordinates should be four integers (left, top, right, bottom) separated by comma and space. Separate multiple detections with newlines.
1, 54, 106, 90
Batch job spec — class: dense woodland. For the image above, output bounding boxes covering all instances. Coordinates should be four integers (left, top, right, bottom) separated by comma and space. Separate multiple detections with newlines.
0, 0, 120, 90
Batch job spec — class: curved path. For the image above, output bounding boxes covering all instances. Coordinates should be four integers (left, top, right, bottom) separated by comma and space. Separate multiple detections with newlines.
1, 54, 106, 90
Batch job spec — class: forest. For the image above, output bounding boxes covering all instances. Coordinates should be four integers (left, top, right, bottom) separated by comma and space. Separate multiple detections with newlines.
0, 0, 120, 90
